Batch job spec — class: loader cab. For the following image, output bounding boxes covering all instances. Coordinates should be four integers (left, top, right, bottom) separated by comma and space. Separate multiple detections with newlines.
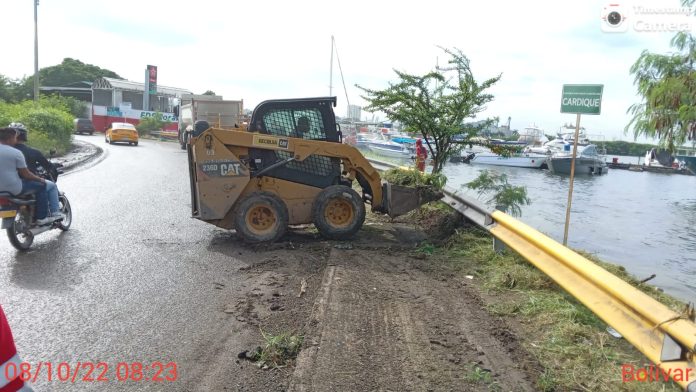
248, 97, 339, 142
247, 97, 342, 189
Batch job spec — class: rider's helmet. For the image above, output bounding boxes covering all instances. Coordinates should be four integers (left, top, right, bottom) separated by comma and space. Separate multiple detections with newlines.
8, 122, 27, 141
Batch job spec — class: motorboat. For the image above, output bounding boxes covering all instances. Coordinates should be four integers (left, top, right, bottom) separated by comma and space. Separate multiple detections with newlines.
365, 133, 414, 158
538, 125, 592, 153
547, 144, 608, 175
454, 128, 547, 167
517, 125, 549, 145
355, 133, 376, 149
643, 148, 673, 168
466, 150, 549, 168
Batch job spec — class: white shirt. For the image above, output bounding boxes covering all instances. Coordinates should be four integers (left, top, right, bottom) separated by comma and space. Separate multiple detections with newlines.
0, 144, 27, 195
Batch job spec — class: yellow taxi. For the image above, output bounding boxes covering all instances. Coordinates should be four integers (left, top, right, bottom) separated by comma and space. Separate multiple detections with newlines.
105, 122, 139, 146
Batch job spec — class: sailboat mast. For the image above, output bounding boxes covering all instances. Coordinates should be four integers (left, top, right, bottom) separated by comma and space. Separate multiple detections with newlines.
329, 35, 334, 97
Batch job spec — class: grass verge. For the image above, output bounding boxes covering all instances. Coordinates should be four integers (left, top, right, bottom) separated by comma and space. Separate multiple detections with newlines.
427, 216, 686, 392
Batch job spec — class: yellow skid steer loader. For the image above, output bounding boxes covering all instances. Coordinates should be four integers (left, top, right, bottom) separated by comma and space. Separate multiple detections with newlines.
187, 97, 441, 242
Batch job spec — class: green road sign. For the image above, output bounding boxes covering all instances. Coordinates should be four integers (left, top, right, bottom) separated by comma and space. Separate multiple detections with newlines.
561, 84, 603, 115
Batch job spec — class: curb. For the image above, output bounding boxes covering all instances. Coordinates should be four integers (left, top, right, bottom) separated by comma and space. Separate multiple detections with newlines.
54, 139, 104, 173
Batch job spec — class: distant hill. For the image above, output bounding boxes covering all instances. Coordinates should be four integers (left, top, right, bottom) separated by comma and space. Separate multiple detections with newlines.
37, 57, 123, 86
1, 58, 123, 101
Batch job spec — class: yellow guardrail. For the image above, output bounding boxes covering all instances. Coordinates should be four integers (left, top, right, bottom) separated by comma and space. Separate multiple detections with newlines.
491, 212, 695, 391
367, 158, 696, 390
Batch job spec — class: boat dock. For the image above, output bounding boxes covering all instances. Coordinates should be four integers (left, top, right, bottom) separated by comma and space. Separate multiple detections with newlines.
607, 162, 694, 175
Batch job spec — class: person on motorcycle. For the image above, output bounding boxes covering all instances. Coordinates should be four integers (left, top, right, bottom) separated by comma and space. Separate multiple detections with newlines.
10, 123, 58, 180
8, 123, 64, 225
0, 127, 62, 225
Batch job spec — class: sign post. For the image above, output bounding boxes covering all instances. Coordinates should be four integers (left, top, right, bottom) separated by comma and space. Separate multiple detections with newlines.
560, 84, 603, 245
143, 65, 158, 111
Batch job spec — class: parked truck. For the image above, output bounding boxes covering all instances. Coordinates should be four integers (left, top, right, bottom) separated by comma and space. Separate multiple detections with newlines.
177, 94, 243, 149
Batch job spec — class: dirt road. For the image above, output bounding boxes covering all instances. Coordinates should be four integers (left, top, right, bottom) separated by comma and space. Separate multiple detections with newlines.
194, 216, 540, 392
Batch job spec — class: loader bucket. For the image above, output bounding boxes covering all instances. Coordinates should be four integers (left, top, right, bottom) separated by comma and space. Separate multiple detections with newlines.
383, 182, 443, 218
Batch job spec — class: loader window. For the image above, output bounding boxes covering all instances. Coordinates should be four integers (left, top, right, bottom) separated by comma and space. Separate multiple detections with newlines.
254, 107, 340, 188
262, 109, 326, 140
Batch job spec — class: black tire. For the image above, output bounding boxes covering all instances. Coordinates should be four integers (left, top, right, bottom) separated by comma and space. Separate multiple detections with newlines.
179, 132, 187, 150
312, 185, 366, 240
89, 131, 94, 135
133, 141, 138, 146
6, 213, 33, 251
233, 192, 288, 243
58, 194, 72, 231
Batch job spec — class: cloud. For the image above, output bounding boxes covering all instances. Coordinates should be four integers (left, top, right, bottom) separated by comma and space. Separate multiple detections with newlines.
1, 0, 689, 141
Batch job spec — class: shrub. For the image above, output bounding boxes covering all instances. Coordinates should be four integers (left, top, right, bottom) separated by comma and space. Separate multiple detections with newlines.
0, 100, 73, 154
136, 113, 166, 136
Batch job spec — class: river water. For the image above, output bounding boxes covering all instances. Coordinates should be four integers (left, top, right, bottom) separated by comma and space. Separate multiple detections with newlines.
439, 157, 696, 303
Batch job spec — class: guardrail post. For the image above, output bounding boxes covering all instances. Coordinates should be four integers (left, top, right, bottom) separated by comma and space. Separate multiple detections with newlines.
493, 237, 507, 253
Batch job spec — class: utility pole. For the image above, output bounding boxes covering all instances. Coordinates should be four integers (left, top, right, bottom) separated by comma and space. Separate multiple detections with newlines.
33, 0, 40, 102
329, 35, 334, 97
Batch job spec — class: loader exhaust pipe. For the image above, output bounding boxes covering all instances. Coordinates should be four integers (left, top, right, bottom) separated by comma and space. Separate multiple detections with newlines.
382, 182, 444, 218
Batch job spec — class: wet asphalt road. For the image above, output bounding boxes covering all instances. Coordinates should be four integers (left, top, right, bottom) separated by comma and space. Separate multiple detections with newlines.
0, 136, 247, 391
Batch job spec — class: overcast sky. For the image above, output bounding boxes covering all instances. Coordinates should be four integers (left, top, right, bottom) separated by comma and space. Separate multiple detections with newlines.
2, 0, 693, 142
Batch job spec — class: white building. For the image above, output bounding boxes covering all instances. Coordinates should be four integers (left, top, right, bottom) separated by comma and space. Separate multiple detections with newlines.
347, 105, 361, 121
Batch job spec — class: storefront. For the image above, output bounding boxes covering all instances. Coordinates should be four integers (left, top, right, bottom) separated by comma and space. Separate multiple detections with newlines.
91, 77, 191, 133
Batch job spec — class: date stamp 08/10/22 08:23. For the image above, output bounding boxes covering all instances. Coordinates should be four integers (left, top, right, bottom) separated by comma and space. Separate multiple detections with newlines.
4, 361, 178, 384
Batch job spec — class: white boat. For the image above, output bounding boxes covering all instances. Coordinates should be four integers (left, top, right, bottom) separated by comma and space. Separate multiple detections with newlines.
355, 133, 376, 149
517, 125, 549, 145
468, 151, 548, 168
542, 125, 592, 152
643, 148, 672, 168
366, 133, 413, 158
456, 127, 548, 168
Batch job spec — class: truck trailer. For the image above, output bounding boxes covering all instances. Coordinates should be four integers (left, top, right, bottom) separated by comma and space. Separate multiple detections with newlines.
177, 94, 243, 149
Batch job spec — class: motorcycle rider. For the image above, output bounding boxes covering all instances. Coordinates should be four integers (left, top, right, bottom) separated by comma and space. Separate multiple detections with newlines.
0, 127, 63, 225
10, 123, 58, 180
8, 123, 64, 224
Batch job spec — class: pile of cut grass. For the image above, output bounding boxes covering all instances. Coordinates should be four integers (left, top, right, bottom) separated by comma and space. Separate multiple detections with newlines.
248, 330, 303, 369
381, 168, 447, 190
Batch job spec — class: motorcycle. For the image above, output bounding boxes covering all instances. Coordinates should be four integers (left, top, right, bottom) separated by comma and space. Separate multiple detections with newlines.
0, 160, 72, 251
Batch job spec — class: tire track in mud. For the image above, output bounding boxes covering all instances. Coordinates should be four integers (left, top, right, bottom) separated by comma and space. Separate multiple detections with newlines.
187, 229, 539, 391
289, 248, 537, 392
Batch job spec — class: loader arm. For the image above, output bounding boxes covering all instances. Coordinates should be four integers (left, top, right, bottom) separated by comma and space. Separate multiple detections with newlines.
194, 128, 386, 211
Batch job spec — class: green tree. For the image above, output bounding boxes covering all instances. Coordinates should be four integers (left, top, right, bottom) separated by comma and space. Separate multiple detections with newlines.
0, 75, 13, 101
202, 90, 216, 96
627, 3, 696, 152
357, 47, 501, 173
603, 140, 657, 156
465, 170, 530, 217
38, 95, 87, 118
15, 58, 122, 101
0, 74, 22, 102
